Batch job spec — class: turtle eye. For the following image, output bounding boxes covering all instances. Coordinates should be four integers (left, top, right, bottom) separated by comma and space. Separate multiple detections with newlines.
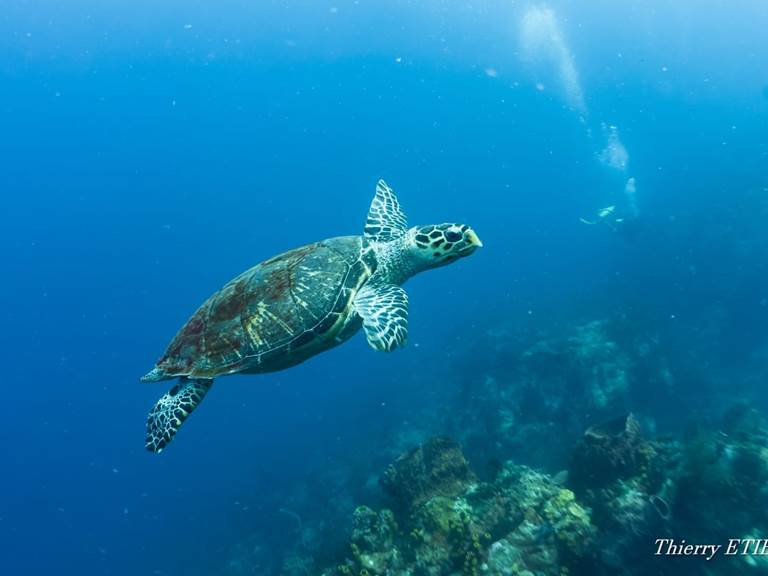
445, 230, 462, 242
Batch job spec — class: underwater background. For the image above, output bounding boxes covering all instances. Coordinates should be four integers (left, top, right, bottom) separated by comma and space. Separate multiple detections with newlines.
2, 1, 768, 574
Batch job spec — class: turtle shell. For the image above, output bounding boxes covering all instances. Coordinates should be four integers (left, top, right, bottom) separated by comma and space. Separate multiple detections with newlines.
148, 236, 377, 380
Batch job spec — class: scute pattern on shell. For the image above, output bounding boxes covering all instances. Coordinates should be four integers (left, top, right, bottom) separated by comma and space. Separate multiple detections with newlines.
154, 236, 374, 379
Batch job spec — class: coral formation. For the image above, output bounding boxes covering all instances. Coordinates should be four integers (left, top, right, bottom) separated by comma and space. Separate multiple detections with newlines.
569, 413, 654, 490
320, 406, 768, 576
323, 439, 597, 576
673, 404, 768, 540
381, 437, 476, 512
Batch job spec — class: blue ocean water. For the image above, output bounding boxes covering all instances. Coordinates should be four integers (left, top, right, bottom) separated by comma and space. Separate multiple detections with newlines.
2, 2, 767, 575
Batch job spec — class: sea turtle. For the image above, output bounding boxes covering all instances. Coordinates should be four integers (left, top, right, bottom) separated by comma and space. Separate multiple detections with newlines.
142, 180, 482, 452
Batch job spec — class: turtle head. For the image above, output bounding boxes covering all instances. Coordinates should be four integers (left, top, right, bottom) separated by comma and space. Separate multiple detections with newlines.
408, 223, 482, 270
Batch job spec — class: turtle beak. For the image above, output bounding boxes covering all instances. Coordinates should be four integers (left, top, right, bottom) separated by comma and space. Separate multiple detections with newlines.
465, 228, 483, 249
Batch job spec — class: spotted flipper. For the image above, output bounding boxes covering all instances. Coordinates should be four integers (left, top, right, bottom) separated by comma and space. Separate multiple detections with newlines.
145, 378, 213, 453
354, 283, 408, 352
364, 180, 408, 242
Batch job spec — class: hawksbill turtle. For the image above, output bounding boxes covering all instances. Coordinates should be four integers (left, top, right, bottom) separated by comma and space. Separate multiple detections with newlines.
141, 180, 482, 452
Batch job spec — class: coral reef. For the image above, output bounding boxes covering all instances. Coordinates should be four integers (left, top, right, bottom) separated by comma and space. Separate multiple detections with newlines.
381, 436, 476, 511
569, 406, 768, 575
570, 415, 670, 573
321, 406, 768, 576
673, 404, 768, 540
323, 438, 597, 576
569, 413, 654, 491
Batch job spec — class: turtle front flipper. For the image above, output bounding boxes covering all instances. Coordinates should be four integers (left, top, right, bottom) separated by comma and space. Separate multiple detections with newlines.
145, 378, 213, 453
365, 179, 408, 242
354, 282, 409, 352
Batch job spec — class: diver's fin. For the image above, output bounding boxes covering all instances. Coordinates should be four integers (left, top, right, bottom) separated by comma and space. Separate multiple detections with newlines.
354, 282, 408, 352
364, 180, 408, 242
145, 378, 213, 453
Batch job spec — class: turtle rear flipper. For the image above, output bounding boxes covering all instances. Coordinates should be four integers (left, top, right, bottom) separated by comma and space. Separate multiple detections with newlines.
145, 378, 213, 453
